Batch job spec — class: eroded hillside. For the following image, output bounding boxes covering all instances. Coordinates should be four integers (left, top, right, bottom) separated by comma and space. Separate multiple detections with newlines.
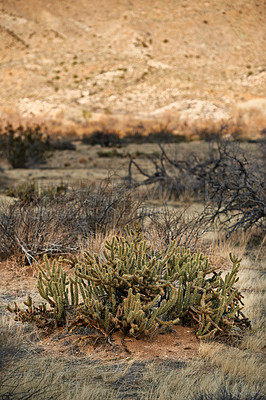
0, 0, 265, 135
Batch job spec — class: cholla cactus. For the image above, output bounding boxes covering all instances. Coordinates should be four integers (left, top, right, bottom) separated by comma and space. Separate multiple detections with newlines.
37, 255, 79, 321
74, 225, 179, 336
7, 224, 249, 339
165, 249, 244, 338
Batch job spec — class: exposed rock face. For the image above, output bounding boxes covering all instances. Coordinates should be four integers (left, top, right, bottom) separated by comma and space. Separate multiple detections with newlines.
0, 0, 265, 135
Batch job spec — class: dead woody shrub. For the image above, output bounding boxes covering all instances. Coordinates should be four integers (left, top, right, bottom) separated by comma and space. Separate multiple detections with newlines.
0, 180, 145, 263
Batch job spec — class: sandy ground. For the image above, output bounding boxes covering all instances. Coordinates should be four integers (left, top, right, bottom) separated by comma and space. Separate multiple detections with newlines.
0, 140, 262, 192
0, 0, 265, 135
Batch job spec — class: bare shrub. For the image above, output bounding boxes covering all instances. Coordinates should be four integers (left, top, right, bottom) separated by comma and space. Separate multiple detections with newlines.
0, 180, 144, 263
126, 142, 214, 200
201, 141, 266, 235
126, 140, 265, 234
146, 206, 204, 250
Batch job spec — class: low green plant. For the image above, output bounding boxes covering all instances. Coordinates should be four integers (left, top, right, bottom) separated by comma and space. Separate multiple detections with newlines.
97, 149, 125, 158
7, 225, 250, 339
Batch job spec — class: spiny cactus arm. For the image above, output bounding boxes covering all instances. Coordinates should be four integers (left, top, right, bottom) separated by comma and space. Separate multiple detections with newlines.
225, 288, 240, 310
176, 278, 184, 315
223, 305, 241, 325
103, 306, 113, 333
214, 299, 226, 325
51, 281, 60, 300
59, 279, 68, 305
129, 323, 139, 336
105, 236, 118, 260
125, 253, 136, 273
82, 297, 116, 334
197, 314, 211, 337
183, 282, 192, 309
69, 277, 79, 306
125, 222, 143, 242
37, 264, 50, 282
83, 250, 95, 263
44, 254, 52, 274
145, 308, 159, 329
37, 256, 71, 309
37, 273, 55, 306
143, 294, 161, 311
220, 270, 238, 297
190, 286, 201, 305
229, 252, 241, 266
24, 295, 32, 308
70, 279, 75, 305
123, 290, 138, 319
54, 296, 63, 320
75, 265, 101, 284
78, 280, 86, 302
122, 291, 159, 336
197, 327, 218, 340
136, 241, 146, 269
74, 279, 79, 306
157, 285, 178, 316
6, 302, 19, 313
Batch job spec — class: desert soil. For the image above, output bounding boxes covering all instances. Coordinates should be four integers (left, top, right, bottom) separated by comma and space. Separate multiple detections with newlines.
0, 0, 265, 136
0, 139, 261, 192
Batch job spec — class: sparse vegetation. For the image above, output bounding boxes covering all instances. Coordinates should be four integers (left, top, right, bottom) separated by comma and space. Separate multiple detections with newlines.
1, 0, 266, 396
0, 181, 144, 263
0, 124, 265, 400
6, 181, 68, 203
126, 140, 266, 235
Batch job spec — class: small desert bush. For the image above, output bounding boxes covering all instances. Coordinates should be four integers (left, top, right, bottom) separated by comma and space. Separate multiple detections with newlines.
146, 128, 186, 143
82, 130, 122, 147
123, 126, 187, 144
0, 124, 52, 168
0, 124, 76, 168
49, 137, 76, 151
146, 205, 204, 250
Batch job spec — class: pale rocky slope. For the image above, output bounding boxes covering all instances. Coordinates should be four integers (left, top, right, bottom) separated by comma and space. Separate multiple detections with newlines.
0, 0, 265, 136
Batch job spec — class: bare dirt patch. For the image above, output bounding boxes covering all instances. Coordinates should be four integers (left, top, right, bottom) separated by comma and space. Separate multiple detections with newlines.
38, 326, 199, 362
